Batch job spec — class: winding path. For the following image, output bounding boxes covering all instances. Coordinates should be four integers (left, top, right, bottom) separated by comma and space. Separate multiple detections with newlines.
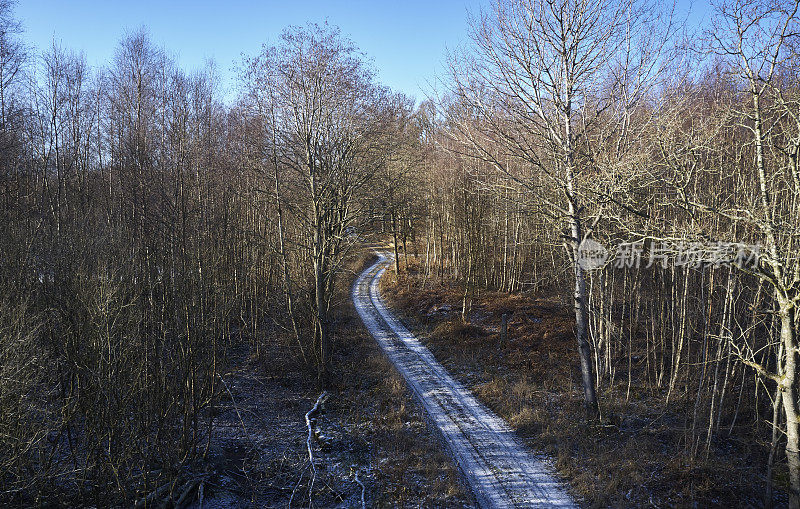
352, 252, 576, 509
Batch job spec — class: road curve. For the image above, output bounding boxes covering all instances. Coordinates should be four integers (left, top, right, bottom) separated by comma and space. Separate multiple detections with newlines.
352, 252, 576, 509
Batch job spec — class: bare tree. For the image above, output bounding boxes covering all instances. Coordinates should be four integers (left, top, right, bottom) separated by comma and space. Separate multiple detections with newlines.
0, 0, 25, 213
445, 0, 675, 419
0, 0, 24, 129
647, 0, 800, 504
244, 24, 391, 385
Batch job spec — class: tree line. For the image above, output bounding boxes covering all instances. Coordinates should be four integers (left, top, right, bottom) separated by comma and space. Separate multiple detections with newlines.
0, 4, 410, 503
382, 0, 800, 506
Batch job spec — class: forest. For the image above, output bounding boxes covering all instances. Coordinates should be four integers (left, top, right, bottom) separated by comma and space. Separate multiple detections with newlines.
1, 0, 800, 507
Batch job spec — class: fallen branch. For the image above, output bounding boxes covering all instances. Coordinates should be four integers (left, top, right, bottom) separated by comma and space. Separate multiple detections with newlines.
134, 481, 171, 509
174, 476, 208, 508
305, 391, 329, 507
354, 469, 366, 509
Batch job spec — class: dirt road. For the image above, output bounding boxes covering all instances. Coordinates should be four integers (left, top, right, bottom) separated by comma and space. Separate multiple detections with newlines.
352, 252, 576, 508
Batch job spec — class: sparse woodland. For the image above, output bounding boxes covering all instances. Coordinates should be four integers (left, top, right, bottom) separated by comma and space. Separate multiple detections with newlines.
0, 8, 410, 504
2, 0, 800, 506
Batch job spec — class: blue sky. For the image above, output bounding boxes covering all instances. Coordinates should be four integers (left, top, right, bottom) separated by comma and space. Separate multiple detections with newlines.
14, 0, 707, 104
14, 0, 489, 103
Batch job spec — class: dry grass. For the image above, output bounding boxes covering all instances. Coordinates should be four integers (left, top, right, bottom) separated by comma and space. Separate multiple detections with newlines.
188, 248, 473, 508
326, 249, 473, 507
326, 319, 473, 508
380, 259, 776, 508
